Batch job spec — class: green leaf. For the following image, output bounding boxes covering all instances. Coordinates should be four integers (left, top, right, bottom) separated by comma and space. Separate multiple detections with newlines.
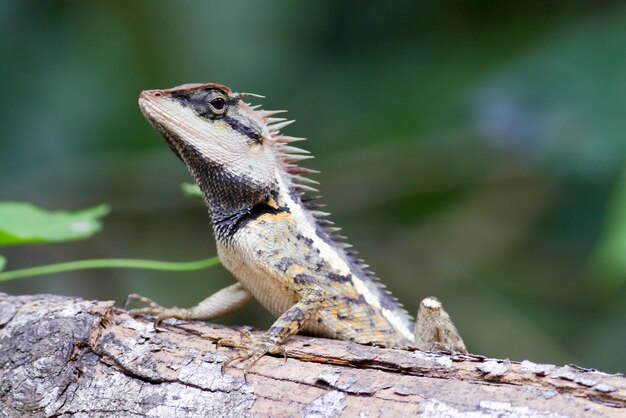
181, 183, 203, 199
0, 203, 109, 247
0, 255, 5, 271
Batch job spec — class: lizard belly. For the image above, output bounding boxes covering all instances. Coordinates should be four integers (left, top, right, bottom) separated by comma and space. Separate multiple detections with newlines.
217, 241, 296, 319
219, 241, 334, 338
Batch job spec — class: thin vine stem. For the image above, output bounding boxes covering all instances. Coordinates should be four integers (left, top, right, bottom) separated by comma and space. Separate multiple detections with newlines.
0, 256, 221, 282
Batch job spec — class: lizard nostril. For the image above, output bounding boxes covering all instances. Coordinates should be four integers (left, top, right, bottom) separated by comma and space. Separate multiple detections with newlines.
154, 92, 162, 97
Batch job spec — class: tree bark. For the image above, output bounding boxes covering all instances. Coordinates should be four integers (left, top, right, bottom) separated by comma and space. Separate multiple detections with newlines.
0, 293, 623, 417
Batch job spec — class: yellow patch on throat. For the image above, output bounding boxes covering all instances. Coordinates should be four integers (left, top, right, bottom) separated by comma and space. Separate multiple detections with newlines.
252, 210, 293, 226
266, 196, 280, 209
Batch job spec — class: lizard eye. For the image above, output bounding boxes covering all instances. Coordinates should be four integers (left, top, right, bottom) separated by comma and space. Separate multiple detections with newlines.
209, 96, 227, 115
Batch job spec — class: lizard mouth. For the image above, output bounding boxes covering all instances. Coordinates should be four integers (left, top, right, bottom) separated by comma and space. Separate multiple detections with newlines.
138, 90, 166, 117
138, 91, 189, 133
138, 93, 164, 131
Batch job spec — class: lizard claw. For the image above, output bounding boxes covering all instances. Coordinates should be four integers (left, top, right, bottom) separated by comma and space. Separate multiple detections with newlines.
124, 294, 186, 331
238, 329, 251, 341
124, 293, 162, 311
214, 336, 236, 352
219, 334, 285, 381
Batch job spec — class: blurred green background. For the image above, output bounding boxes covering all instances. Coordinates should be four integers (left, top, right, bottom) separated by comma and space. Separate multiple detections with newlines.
1, 1, 625, 373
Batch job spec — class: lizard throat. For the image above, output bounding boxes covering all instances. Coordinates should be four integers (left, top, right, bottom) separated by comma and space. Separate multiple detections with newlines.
150, 121, 278, 241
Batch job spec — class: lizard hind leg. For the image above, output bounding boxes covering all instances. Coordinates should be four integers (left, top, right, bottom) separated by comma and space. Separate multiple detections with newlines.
414, 297, 467, 353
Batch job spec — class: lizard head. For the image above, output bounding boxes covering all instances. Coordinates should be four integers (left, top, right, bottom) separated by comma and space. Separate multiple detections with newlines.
138, 83, 311, 238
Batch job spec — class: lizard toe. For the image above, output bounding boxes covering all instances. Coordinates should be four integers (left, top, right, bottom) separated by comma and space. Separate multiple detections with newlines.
220, 335, 284, 379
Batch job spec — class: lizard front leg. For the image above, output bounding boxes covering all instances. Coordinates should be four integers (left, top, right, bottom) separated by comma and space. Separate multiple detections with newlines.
221, 289, 325, 376
126, 282, 253, 326
414, 297, 467, 353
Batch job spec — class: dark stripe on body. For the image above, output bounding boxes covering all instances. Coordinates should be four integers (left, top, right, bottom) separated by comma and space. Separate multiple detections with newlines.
293, 273, 316, 285
276, 257, 295, 273
328, 273, 351, 283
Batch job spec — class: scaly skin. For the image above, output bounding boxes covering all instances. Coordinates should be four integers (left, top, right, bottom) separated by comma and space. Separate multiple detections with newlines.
130, 83, 466, 373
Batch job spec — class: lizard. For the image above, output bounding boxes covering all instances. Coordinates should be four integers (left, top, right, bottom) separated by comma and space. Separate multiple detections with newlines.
129, 82, 467, 373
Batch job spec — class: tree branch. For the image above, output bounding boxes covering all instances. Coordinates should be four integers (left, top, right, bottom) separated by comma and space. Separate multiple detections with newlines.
0, 293, 623, 417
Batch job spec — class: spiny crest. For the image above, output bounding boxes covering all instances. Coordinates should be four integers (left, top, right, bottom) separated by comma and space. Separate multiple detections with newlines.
250, 105, 319, 189
248, 103, 346, 239
249, 102, 413, 325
